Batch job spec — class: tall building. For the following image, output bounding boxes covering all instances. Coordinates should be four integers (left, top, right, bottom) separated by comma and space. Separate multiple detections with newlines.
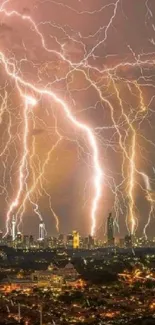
73, 231, 80, 249
88, 235, 94, 249
107, 212, 114, 246
0, 230, 3, 243
58, 234, 65, 247
11, 216, 16, 241
39, 221, 46, 241
81, 235, 94, 249
29, 235, 34, 247
47, 236, 53, 248
5, 234, 12, 247
23, 235, 29, 248
66, 234, 73, 248
119, 238, 125, 248
124, 235, 132, 248
52, 237, 58, 248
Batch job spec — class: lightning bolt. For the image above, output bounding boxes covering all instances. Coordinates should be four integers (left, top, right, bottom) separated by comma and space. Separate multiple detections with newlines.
0, 1, 104, 237
0, 0, 155, 240
5, 97, 34, 236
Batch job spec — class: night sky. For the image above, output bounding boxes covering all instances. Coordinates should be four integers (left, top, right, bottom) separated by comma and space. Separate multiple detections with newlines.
0, 0, 155, 238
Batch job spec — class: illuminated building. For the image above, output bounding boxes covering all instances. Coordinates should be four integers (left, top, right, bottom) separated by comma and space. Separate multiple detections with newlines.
47, 236, 53, 248
17, 232, 22, 243
58, 234, 65, 247
39, 221, 46, 241
32, 262, 79, 286
107, 212, 114, 246
15, 232, 23, 248
73, 231, 80, 249
62, 262, 79, 280
11, 216, 16, 241
32, 264, 63, 288
52, 237, 58, 248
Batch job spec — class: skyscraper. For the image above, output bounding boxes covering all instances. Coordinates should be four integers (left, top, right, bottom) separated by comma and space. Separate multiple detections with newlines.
107, 212, 114, 246
66, 234, 73, 248
39, 221, 46, 241
29, 235, 34, 247
73, 231, 80, 249
58, 234, 65, 247
0, 230, 3, 242
15, 232, 23, 248
11, 216, 16, 241
88, 235, 95, 249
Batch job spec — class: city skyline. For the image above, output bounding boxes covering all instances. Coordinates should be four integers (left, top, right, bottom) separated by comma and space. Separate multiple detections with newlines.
1, 213, 155, 248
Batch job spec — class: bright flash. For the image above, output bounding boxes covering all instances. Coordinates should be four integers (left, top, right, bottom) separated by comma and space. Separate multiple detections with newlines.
25, 95, 37, 107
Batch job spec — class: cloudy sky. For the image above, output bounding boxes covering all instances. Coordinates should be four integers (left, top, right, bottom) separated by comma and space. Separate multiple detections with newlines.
0, 0, 155, 238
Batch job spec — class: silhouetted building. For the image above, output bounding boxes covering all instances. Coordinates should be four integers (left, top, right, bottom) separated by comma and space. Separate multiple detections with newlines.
53, 237, 58, 248
0, 230, 3, 242
107, 213, 114, 246
124, 235, 132, 248
81, 235, 94, 249
23, 235, 29, 248
66, 234, 73, 248
5, 234, 12, 247
29, 235, 34, 247
81, 237, 88, 249
119, 238, 125, 248
88, 235, 94, 249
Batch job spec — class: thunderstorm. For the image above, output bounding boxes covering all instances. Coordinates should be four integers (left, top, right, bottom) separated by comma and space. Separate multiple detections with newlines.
0, 0, 154, 239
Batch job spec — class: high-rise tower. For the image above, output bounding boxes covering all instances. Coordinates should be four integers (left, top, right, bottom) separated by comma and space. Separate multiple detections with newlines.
11, 216, 16, 241
39, 221, 46, 241
0, 230, 3, 242
73, 231, 80, 249
107, 212, 114, 246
